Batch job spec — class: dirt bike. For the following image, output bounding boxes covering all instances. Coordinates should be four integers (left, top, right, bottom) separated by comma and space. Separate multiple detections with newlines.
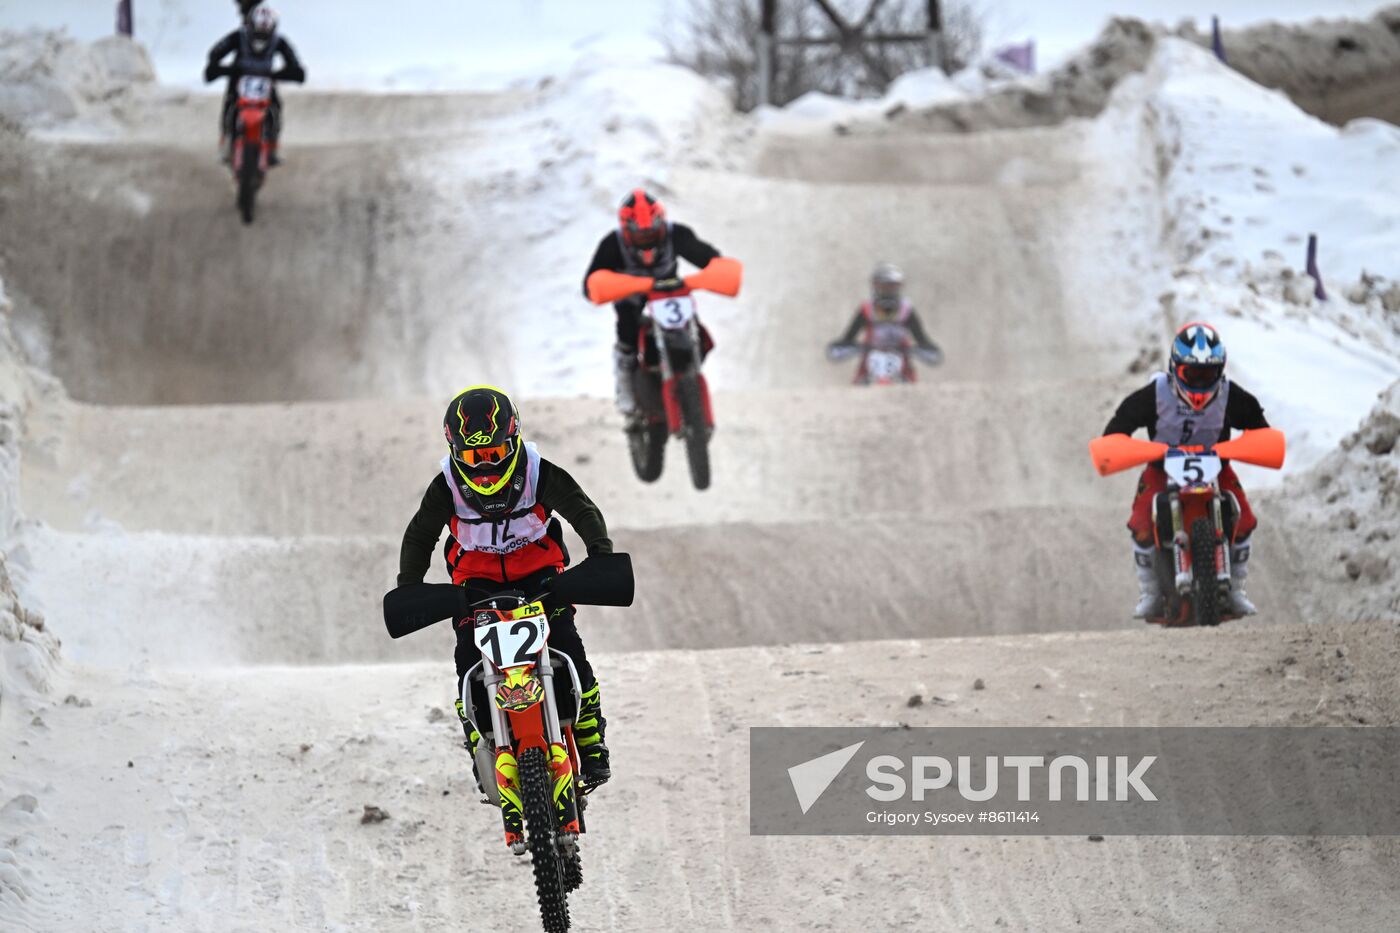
1089, 428, 1286, 626
228, 74, 274, 224
826, 340, 936, 385
586, 257, 743, 491
382, 554, 635, 933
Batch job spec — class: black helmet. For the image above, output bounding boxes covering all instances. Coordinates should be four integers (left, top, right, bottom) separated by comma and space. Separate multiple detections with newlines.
443, 386, 525, 515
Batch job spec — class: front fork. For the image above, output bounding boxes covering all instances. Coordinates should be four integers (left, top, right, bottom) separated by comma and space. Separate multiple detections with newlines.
654, 319, 712, 435
478, 660, 580, 851
1159, 489, 1232, 595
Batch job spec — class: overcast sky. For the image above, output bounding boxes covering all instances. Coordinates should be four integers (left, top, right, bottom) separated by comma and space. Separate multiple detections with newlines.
0, 0, 1387, 87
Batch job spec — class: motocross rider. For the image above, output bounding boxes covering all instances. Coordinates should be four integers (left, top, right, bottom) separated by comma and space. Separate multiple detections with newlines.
826, 262, 945, 371
1102, 322, 1269, 618
397, 386, 612, 790
204, 5, 305, 166
583, 189, 724, 415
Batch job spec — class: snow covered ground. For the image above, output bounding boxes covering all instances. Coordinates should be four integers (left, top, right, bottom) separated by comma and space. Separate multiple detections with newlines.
2, 9, 1400, 931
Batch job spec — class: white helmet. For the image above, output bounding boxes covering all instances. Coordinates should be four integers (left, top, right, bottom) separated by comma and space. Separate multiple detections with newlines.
870, 261, 904, 314
249, 6, 278, 53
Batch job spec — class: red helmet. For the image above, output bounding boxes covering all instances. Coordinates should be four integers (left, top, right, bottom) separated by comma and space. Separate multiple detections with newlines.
618, 189, 667, 265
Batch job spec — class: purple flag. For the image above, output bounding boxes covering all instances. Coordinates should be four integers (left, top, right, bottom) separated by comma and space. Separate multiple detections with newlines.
116, 0, 133, 36
994, 40, 1036, 75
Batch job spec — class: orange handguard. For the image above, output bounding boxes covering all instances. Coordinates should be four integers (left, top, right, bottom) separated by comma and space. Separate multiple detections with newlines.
586, 269, 654, 305
1213, 428, 1286, 469
684, 256, 743, 297
1089, 433, 1168, 476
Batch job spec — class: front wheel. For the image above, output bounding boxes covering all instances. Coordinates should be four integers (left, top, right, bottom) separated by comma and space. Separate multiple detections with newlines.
520, 747, 570, 932
1189, 517, 1221, 627
628, 421, 667, 483
675, 374, 711, 491
236, 140, 261, 224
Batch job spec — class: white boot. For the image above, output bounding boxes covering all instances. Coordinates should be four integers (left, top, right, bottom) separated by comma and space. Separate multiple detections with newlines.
613, 344, 638, 416
1133, 544, 1163, 619
1225, 538, 1258, 616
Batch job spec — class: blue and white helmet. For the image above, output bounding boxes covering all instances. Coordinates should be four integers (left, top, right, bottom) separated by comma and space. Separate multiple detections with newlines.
1169, 322, 1227, 411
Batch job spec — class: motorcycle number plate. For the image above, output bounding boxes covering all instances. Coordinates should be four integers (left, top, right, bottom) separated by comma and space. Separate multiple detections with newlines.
650, 295, 696, 330
1164, 452, 1222, 487
475, 610, 549, 670
866, 349, 904, 381
238, 76, 272, 101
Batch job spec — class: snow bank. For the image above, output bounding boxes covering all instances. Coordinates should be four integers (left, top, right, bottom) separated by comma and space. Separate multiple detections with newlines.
758, 66, 969, 130
0, 273, 61, 930
0, 275, 59, 697
1145, 38, 1400, 474
0, 29, 155, 134
1196, 5, 1400, 126
1281, 380, 1400, 621
1154, 40, 1400, 287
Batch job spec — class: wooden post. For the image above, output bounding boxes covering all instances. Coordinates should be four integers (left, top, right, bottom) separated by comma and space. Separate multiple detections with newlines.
759, 0, 777, 107
927, 0, 946, 72
116, 0, 133, 36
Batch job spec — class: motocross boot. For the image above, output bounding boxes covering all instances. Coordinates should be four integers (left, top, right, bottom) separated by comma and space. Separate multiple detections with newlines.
574, 683, 611, 788
613, 344, 638, 417
268, 143, 282, 167
455, 698, 492, 804
218, 136, 231, 164
1225, 537, 1258, 616
1133, 544, 1164, 619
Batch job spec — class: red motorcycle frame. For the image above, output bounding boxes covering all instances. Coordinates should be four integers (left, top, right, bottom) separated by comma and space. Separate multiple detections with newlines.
229, 75, 274, 224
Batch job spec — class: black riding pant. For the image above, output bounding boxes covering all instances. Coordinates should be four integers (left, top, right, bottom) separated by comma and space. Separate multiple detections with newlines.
614, 296, 645, 352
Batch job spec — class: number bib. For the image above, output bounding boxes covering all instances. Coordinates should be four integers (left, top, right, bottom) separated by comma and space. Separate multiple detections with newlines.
238, 76, 272, 101
474, 603, 549, 670
865, 349, 904, 381
1164, 452, 1222, 488
649, 295, 696, 330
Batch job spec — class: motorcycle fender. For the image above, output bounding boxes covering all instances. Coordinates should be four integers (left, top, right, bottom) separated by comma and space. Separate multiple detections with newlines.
695, 372, 715, 428
241, 106, 265, 144
494, 665, 545, 713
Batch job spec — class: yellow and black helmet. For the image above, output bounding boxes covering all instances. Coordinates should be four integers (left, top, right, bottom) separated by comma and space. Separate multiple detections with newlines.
443, 386, 524, 512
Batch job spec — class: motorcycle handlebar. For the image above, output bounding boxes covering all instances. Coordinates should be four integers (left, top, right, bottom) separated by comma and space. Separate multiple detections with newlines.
586, 257, 744, 305
1089, 428, 1287, 477
383, 553, 635, 639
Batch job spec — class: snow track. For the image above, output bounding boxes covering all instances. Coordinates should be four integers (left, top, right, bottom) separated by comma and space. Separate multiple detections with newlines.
4, 26, 1399, 932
